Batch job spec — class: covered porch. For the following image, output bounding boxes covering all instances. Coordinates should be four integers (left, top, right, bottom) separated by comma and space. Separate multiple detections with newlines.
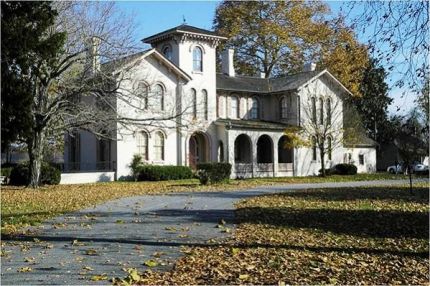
216, 119, 295, 178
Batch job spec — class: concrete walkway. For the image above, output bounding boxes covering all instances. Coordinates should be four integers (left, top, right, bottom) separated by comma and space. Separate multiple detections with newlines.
1, 179, 424, 285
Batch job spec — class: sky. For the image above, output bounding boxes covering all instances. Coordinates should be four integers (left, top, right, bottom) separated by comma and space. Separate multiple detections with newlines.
116, 1, 418, 116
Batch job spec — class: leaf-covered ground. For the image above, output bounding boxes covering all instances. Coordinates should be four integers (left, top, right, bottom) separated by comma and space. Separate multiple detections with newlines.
123, 184, 429, 285
1, 173, 412, 235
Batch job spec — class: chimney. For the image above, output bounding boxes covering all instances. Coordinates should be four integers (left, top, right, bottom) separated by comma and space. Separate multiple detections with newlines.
86, 36, 101, 74
259, 71, 266, 78
303, 62, 317, 72
221, 49, 235, 77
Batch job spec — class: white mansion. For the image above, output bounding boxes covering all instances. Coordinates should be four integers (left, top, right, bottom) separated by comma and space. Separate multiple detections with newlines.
62, 25, 376, 183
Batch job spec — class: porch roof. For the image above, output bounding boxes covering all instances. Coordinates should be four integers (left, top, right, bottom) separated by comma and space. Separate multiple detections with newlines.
215, 118, 290, 131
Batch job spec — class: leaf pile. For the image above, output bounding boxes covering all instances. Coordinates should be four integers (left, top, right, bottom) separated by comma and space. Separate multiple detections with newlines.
127, 185, 429, 284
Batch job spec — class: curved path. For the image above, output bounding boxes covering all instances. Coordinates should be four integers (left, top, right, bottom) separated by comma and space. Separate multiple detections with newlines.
1, 179, 424, 285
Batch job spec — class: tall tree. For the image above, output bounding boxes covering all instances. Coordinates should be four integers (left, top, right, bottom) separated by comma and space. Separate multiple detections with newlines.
2, 2, 189, 188
350, 59, 392, 144
213, 1, 369, 96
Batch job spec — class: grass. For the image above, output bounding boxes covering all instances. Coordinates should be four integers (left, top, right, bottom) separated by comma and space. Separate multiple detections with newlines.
128, 183, 429, 285
0, 172, 421, 234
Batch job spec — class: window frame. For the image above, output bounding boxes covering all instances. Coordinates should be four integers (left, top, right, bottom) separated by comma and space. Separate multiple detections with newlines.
358, 154, 365, 165
280, 96, 288, 119
202, 89, 208, 120
162, 45, 172, 61
250, 97, 259, 119
136, 131, 149, 161
154, 84, 165, 111
154, 131, 165, 161
326, 98, 332, 125
191, 88, 197, 119
327, 136, 332, 160
312, 136, 317, 161
230, 95, 239, 119
192, 46, 203, 72
319, 97, 324, 125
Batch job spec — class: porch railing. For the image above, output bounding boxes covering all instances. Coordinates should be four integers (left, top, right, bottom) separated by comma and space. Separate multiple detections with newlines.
256, 163, 274, 173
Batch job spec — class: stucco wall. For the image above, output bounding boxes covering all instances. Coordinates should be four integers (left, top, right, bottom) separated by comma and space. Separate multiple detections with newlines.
60, 171, 115, 184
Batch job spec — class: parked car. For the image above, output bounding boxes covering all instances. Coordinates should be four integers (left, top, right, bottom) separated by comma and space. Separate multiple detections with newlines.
387, 162, 429, 174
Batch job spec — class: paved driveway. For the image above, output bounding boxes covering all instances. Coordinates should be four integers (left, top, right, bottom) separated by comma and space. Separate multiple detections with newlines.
1, 179, 423, 285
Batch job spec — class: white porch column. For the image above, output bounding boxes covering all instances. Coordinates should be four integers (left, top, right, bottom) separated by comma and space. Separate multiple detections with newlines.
273, 137, 279, 177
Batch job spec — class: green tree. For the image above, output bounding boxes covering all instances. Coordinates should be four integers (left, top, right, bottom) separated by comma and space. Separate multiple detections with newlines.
416, 78, 429, 140
351, 59, 392, 144
213, 1, 369, 96
1, 1, 66, 187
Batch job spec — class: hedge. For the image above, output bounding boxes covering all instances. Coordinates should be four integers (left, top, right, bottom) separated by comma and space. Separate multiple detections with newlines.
333, 163, 357, 175
9, 162, 61, 186
137, 165, 193, 181
196, 162, 232, 185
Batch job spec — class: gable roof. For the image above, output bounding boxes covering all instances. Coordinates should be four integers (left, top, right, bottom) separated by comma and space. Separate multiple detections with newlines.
143, 24, 227, 44
216, 69, 352, 96
101, 49, 192, 82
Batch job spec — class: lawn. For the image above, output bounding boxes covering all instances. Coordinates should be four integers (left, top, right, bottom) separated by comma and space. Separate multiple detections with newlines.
125, 183, 429, 285
0, 173, 420, 235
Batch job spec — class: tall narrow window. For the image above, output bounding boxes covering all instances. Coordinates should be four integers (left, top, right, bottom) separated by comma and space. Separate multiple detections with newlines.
154, 132, 165, 161
359, 154, 365, 165
162, 46, 172, 60
202, 89, 208, 120
250, 97, 259, 119
154, 84, 164, 111
136, 131, 149, 160
312, 136, 317, 161
137, 82, 148, 109
193, 47, 203, 72
311, 97, 317, 123
69, 133, 80, 170
297, 96, 301, 126
280, 97, 288, 119
230, 96, 239, 118
319, 98, 324, 125
326, 98, 331, 125
327, 137, 332, 160
218, 141, 224, 162
191, 88, 197, 119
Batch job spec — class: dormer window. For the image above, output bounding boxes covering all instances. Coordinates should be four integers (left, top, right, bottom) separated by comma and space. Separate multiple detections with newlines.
193, 47, 203, 72
162, 46, 172, 60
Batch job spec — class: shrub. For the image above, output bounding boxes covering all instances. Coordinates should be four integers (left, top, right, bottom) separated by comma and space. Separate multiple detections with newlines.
1, 167, 13, 178
10, 162, 61, 186
318, 168, 333, 176
196, 162, 232, 184
137, 165, 193, 181
333, 163, 357, 175
129, 154, 143, 181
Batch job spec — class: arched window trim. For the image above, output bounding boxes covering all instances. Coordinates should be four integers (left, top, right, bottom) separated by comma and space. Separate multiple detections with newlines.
153, 131, 165, 161
191, 88, 197, 119
202, 89, 208, 120
280, 96, 288, 119
192, 46, 203, 72
230, 95, 239, 119
153, 83, 165, 111
250, 97, 260, 119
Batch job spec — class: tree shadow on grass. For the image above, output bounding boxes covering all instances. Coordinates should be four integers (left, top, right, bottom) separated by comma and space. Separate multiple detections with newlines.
273, 186, 429, 204
237, 207, 428, 239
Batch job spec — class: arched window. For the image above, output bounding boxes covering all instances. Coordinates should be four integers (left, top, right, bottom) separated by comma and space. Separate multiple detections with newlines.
193, 47, 203, 72
327, 136, 332, 160
202, 89, 208, 120
319, 98, 324, 125
312, 136, 317, 161
154, 84, 164, 111
137, 82, 148, 109
136, 131, 149, 160
154, 131, 165, 161
250, 97, 259, 119
230, 96, 239, 119
280, 97, 288, 119
191, 88, 197, 119
326, 98, 331, 125
311, 97, 317, 124
162, 46, 172, 60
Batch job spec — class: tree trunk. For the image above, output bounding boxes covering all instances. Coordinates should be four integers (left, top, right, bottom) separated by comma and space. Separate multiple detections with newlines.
320, 150, 326, 177
27, 129, 45, 188
408, 165, 413, 195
